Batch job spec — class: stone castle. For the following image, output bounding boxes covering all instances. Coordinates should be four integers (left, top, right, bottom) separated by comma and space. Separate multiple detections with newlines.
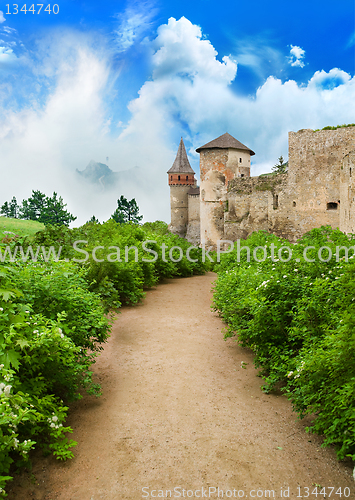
167, 127, 355, 247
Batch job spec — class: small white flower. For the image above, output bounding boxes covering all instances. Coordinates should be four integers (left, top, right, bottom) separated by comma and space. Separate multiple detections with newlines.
0, 364, 4, 370
287, 371, 294, 378
50, 423, 56, 428
52, 415, 58, 422
60, 333, 64, 339
33, 330, 38, 334
0, 307, 3, 312
4, 385, 12, 397
283, 275, 287, 278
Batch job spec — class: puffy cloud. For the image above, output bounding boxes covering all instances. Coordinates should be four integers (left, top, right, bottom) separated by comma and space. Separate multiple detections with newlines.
288, 45, 305, 67
308, 68, 351, 90
123, 17, 355, 177
0, 46, 17, 64
0, 11, 5, 23
151, 17, 237, 83
0, 29, 171, 225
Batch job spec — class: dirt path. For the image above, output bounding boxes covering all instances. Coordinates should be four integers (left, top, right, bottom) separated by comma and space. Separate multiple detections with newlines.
8, 273, 353, 499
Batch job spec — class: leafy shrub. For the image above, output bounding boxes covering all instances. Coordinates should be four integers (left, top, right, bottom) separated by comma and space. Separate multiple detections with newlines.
0, 262, 109, 495
213, 226, 355, 461
20, 220, 211, 307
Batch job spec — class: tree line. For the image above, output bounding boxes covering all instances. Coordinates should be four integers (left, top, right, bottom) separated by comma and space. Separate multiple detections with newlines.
1, 191, 143, 226
0, 190, 76, 226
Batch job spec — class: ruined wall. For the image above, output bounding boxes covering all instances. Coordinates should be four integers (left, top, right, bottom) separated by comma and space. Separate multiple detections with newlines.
340, 150, 355, 234
200, 148, 252, 246
186, 193, 200, 245
224, 174, 288, 240
224, 127, 355, 242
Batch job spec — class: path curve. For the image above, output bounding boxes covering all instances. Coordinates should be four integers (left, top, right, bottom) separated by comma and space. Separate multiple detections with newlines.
8, 273, 353, 499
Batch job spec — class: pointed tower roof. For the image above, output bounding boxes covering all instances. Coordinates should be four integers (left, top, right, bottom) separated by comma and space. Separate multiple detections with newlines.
167, 138, 195, 174
196, 132, 255, 155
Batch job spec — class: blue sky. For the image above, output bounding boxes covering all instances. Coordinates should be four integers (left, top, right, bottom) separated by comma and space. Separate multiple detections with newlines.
0, 0, 354, 223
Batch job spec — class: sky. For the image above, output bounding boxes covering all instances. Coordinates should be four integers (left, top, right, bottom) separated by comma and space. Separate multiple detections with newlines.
0, 0, 355, 224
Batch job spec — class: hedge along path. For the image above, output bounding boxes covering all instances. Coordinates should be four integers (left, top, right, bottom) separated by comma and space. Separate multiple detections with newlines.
8, 272, 353, 499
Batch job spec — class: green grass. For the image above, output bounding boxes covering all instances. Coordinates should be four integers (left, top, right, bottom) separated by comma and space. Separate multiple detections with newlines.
313, 123, 355, 132
0, 216, 45, 237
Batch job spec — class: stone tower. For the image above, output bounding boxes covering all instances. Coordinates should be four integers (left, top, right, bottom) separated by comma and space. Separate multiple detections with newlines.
196, 132, 255, 247
167, 138, 196, 237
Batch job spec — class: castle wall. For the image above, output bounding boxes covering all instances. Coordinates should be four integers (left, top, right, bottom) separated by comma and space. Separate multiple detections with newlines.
225, 174, 288, 240
169, 185, 190, 237
223, 127, 355, 242
200, 148, 252, 246
340, 151, 355, 234
186, 193, 200, 245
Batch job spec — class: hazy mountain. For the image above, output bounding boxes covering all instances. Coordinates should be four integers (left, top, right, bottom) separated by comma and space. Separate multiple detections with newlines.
76, 160, 142, 191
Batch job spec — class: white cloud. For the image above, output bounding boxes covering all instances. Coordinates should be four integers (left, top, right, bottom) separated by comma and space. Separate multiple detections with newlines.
114, 1, 157, 52
288, 45, 305, 67
0, 46, 17, 64
122, 17, 355, 177
151, 17, 237, 83
232, 36, 284, 79
0, 30, 171, 224
2, 26, 17, 34
0, 11, 5, 23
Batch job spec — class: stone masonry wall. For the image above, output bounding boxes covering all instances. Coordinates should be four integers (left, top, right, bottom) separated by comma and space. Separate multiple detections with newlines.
224, 127, 355, 242
340, 150, 355, 234
186, 193, 200, 245
200, 148, 252, 246
169, 185, 190, 237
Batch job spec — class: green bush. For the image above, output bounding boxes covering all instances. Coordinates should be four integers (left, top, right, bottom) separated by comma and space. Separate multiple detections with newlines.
20, 220, 211, 307
213, 226, 355, 461
0, 262, 109, 495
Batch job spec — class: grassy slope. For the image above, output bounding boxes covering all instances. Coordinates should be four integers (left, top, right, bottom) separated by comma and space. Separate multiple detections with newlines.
0, 216, 45, 237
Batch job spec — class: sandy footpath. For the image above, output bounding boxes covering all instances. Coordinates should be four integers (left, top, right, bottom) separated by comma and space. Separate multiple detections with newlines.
8, 273, 354, 499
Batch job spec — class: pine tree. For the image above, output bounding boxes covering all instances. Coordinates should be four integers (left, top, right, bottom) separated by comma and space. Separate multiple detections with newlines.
111, 196, 143, 224
8, 197, 19, 218
20, 190, 47, 220
39, 192, 76, 226
272, 155, 287, 174
0, 201, 10, 217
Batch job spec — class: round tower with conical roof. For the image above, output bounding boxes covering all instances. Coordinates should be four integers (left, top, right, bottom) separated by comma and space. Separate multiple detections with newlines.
167, 138, 196, 237
196, 132, 255, 247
